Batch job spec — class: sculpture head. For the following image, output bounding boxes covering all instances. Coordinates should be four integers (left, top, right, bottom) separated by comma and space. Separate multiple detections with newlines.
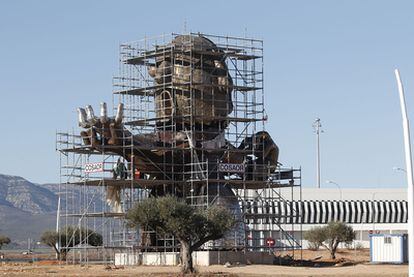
148, 34, 234, 126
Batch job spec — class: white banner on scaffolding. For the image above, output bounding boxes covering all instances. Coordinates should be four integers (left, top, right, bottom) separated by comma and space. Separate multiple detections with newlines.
84, 162, 104, 173
218, 163, 245, 173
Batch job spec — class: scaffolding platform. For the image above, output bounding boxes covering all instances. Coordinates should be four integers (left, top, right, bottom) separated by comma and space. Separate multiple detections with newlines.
114, 84, 262, 96
56, 32, 302, 265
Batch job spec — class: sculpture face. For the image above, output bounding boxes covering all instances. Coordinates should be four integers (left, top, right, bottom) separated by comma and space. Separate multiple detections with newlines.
149, 35, 234, 126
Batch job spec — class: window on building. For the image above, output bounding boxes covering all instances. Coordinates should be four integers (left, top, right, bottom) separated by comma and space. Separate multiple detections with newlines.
384, 237, 392, 244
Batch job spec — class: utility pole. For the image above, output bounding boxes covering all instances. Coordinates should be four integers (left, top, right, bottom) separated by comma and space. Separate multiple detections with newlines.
55, 194, 60, 259
313, 118, 323, 188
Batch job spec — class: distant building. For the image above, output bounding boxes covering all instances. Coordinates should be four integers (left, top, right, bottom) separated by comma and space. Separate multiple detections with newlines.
245, 188, 407, 248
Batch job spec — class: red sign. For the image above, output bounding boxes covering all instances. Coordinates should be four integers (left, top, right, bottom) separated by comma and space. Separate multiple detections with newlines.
266, 237, 275, 247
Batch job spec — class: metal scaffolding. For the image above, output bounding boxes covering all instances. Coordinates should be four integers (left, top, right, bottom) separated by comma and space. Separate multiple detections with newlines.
56, 32, 302, 264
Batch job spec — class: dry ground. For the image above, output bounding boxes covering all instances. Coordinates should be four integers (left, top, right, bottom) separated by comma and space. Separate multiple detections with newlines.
0, 263, 408, 276
281, 248, 370, 263
0, 249, 408, 276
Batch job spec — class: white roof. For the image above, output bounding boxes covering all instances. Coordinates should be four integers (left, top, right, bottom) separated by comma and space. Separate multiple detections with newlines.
293, 188, 406, 201
242, 187, 406, 201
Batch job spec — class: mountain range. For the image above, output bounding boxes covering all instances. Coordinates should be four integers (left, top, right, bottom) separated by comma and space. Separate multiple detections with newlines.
0, 174, 58, 248
0, 173, 110, 249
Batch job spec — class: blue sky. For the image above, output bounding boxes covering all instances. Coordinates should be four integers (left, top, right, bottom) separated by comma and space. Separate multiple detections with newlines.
0, 0, 413, 188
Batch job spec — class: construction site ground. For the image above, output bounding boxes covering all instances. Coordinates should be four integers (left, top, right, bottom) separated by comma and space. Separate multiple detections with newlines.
0, 249, 408, 276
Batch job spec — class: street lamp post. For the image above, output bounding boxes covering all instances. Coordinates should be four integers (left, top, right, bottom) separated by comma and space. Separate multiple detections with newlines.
326, 180, 342, 201
394, 69, 414, 276
372, 192, 377, 232
313, 118, 323, 188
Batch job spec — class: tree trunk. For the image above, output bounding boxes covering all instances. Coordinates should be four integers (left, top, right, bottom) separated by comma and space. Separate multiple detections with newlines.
52, 245, 61, 261
330, 240, 339, 260
330, 249, 336, 259
180, 240, 193, 273
60, 249, 68, 261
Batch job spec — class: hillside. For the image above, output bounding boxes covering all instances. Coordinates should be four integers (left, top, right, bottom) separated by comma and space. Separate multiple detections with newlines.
0, 174, 58, 248
0, 174, 108, 248
0, 174, 58, 214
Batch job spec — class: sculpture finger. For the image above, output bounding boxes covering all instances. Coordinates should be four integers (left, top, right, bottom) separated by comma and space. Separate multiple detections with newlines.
108, 122, 118, 145
115, 103, 124, 124
77, 108, 90, 128
100, 102, 108, 124
86, 105, 98, 125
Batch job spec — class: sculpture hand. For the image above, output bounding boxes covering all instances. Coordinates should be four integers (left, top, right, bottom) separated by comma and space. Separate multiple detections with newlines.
77, 102, 126, 148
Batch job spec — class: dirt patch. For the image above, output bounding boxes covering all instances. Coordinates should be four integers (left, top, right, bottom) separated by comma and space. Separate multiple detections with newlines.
0, 249, 406, 276
35, 260, 63, 266
276, 248, 370, 263
271, 248, 369, 268
0, 262, 407, 277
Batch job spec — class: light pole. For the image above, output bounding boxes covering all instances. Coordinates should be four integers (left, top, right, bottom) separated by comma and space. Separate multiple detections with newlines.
394, 69, 414, 276
372, 192, 377, 232
55, 193, 61, 260
326, 180, 342, 200
313, 118, 323, 188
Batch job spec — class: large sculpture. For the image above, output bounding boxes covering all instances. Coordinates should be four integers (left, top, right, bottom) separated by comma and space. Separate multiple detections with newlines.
76, 34, 279, 248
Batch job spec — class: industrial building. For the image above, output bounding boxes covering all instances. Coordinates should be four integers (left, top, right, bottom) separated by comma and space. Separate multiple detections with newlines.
273, 188, 407, 248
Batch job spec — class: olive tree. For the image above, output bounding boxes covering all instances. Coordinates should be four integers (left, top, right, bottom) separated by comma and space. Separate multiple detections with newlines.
304, 227, 325, 250
41, 226, 102, 260
126, 196, 236, 273
0, 235, 10, 249
305, 221, 355, 259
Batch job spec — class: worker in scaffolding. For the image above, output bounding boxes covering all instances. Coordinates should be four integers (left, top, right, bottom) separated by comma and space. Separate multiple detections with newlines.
113, 157, 128, 180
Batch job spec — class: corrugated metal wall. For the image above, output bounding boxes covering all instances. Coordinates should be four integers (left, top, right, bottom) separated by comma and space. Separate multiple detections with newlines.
242, 200, 408, 224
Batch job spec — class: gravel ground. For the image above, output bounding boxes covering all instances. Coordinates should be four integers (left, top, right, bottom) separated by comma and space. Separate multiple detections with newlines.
0, 263, 407, 276
0, 249, 407, 276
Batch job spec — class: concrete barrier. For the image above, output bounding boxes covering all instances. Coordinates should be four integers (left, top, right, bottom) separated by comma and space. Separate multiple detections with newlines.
115, 251, 275, 266
142, 252, 180, 266
114, 253, 141, 266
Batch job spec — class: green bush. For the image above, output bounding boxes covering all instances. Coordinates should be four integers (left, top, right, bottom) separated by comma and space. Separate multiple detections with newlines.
0, 235, 10, 249
41, 226, 102, 260
127, 196, 236, 273
304, 222, 355, 259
